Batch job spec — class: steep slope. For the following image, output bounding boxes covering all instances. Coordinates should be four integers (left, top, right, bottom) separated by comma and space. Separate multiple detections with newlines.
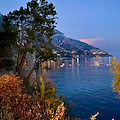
51, 30, 111, 58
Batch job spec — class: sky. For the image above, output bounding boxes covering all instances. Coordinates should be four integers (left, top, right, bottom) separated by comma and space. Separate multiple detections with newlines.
0, 0, 120, 57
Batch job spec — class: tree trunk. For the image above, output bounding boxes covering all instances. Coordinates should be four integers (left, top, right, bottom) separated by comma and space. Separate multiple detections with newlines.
17, 52, 27, 75
27, 60, 37, 80
15, 53, 21, 72
15, 24, 24, 74
15, 38, 31, 75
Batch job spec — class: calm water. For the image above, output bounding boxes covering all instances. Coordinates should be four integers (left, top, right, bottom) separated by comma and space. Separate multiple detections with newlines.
47, 57, 120, 120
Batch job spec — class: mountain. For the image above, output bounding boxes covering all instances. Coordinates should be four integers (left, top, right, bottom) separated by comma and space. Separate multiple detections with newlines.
0, 14, 111, 58
51, 30, 111, 58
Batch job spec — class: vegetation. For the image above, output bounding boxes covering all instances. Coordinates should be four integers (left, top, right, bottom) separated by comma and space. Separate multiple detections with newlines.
0, 15, 18, 69
0, 15, 18, 54
0, 0, 118, 119
0, 74, 115, 120
110, 58, 120, 97
0, 74, 66, 120
0, 58, 15, 71
0, 0, 57, 79
36, 77, 63, 110
90, 112, 99, 120
0, 1, 68, 119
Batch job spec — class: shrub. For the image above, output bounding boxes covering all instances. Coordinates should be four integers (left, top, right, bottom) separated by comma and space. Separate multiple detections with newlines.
110, 58, 120, 97
35, 77, 63, 110
0, 74, 67, 120
0, 74, 34, 119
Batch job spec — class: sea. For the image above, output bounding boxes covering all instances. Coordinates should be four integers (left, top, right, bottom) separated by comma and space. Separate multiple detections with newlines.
46, 57, 120, 120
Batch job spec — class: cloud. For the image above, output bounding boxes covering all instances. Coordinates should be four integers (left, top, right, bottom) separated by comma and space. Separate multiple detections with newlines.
80, 37, 105, 45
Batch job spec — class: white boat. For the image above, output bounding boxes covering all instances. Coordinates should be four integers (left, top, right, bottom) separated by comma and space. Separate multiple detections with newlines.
106, 63, 112, 66
60, 63, 65, 67
90, 64, 94, 67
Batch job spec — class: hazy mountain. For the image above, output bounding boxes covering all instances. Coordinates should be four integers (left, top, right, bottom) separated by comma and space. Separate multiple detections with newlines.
51, 29, 111, 58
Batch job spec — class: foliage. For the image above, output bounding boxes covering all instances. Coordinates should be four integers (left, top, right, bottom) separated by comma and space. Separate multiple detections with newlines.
4, 0, 57, 76
35, 77, 63, 109
0, 74, 67, 120
48, 102, 66, 120
18, 47, 34, 54
0, 105, 15, 120
0, 74, 33, 120
110, 58, 120, 97
90, 112, 99, 120
0, 58, 15, 71
0, 16, 18, 51
0, 74, 117, 120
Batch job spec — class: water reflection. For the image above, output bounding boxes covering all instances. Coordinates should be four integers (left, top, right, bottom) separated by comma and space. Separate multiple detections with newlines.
46, 56, 120, 120
77, 55, 80, 65
38, 57, 113, 72
77, 66, 80, 76
85, 57, 87, 66
72, 58, 74, 72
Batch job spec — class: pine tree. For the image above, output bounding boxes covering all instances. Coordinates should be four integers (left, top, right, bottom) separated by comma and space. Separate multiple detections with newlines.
0, 15, 18, 56
6, 0, 57, 79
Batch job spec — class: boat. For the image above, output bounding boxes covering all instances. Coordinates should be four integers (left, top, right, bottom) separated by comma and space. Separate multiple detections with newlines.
90, 65, 94, 67
106, 63, 112, 66
60, 63, 65, 67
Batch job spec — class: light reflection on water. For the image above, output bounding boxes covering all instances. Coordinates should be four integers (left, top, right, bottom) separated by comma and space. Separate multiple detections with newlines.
44, 57, 120, 120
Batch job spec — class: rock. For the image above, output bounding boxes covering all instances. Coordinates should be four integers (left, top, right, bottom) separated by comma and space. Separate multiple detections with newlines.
21, 52, 36, 87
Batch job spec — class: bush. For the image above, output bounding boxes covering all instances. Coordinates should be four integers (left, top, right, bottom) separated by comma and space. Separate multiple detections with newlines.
110, 58, 120, 97
0, 74, 116, 120
35, 76, 63, 110
0, 74, 67, 120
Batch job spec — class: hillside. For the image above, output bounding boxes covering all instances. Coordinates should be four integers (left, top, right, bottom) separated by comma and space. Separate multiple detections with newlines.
51, 30, 111, 58
0, 14, 111, 58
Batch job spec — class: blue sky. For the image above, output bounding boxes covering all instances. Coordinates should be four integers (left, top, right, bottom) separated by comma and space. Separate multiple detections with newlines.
0, 0, 120, 57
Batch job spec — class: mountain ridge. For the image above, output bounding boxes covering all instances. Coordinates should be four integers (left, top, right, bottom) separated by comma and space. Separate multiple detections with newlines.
51, 29, 111, 58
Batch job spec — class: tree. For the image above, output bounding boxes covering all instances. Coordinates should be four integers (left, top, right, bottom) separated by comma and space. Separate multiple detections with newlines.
6, 0, 57, 79
0, 16, 18, 56
0, 16, 18, 70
